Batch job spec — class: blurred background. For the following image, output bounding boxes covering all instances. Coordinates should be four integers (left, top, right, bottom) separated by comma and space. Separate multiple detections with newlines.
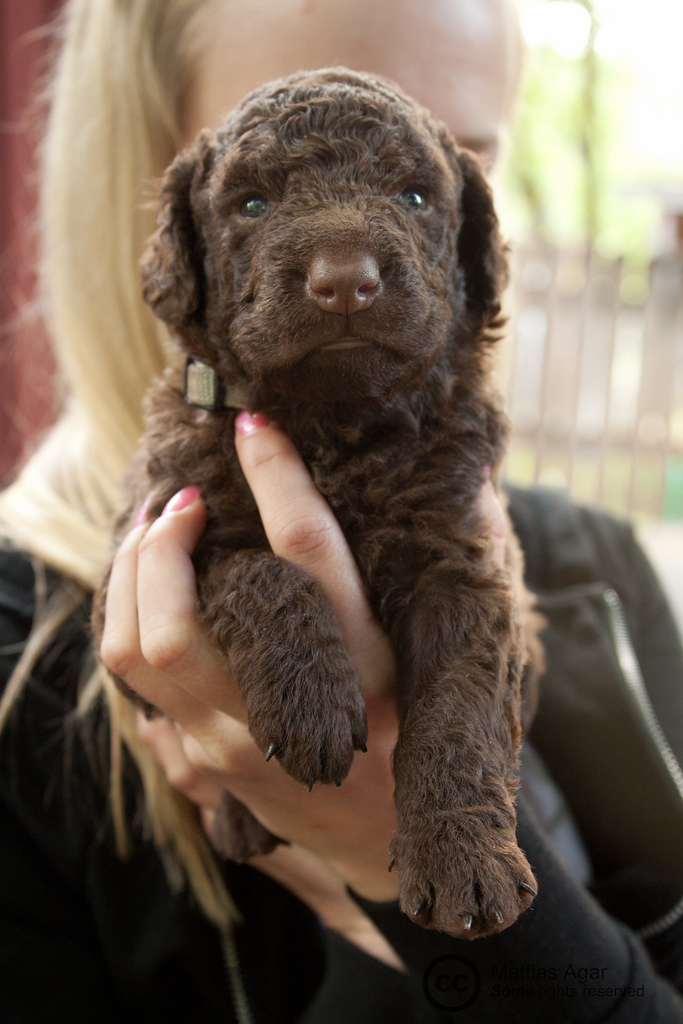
493, 0, 683, 618
2, 0, 683, 607
0, 1, 61, 489
499, 0, 683, 509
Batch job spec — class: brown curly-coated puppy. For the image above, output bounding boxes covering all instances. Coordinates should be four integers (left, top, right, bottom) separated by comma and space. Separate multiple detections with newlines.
93, 68, 543, 939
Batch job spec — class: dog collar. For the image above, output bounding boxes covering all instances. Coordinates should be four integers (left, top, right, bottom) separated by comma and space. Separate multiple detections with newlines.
183, 355, 247, 411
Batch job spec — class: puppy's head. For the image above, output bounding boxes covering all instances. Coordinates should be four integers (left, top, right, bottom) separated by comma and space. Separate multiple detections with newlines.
141, 69, 506, 404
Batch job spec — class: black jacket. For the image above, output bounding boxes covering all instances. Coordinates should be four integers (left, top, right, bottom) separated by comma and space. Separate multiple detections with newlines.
1, 487, 683, 1023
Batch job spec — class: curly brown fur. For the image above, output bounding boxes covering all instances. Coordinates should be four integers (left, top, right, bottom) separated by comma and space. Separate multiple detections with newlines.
93, 69, 543, 939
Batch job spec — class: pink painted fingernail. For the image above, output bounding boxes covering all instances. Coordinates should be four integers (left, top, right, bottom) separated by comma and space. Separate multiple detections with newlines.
162, 485, 201, 515
134, 496, 151, 527
482, 464, 491, 480
235, 410, 270, 436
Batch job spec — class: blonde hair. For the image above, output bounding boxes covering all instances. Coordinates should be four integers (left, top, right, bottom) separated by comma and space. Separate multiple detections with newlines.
0, 0, 235, 929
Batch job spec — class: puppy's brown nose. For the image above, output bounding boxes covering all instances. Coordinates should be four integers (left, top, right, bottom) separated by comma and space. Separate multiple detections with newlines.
307, 254, 380, 314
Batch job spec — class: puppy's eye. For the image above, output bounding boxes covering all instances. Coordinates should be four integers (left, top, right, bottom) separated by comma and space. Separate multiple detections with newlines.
240, 196, 271, 218
399, 189, 427, 211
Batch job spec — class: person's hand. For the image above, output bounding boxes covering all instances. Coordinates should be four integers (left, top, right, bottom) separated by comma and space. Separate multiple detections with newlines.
101, 414, 508, 905
135, 709, 406, 971
101, 414, 400, 904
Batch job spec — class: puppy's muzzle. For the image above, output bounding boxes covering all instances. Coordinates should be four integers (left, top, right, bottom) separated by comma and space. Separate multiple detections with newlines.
306, 252, 381, 315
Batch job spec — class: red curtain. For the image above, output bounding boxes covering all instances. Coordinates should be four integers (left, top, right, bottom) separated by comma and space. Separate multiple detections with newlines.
0, 1, 64, 485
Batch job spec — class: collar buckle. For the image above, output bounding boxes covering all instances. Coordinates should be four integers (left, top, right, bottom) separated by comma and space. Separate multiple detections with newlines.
184, 355, 227, 411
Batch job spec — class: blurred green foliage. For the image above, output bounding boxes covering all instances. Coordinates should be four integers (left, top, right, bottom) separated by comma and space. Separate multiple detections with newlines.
501, 0, 664, 268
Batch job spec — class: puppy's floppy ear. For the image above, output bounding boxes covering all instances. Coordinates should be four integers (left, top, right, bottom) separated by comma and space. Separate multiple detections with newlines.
140, 130, 215, 329
455, 148, 508, 328
438, 127, 508, 329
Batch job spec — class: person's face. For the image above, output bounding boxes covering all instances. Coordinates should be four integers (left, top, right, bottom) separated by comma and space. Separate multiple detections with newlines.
182, 0, 521, 171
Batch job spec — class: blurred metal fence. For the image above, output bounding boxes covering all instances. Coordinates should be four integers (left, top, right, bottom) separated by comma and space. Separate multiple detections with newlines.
503, 241, 683, 519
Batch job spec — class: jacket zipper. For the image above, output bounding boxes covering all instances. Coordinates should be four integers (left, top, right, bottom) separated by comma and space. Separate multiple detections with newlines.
602, 587, 683, 940
221, 929, 255, 1024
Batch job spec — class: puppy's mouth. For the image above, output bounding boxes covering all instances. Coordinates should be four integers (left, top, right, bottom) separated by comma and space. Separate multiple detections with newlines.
320, 337, 372, 352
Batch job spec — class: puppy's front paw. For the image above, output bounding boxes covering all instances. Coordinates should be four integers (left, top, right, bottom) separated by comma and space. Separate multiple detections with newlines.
391, 816, 536, 938
244, 641, 368, 788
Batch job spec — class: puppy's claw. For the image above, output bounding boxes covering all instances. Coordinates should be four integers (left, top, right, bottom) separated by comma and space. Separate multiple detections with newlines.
494, 909, 504, 923
307, 777, 314, 793
265, 742, 277, 762
413, 899, 428, 917
334, 778, 342, 787
359, 743, 367, 753
520, 882, 537, 897
464, 914, 474, 931
388, 856, 395, 873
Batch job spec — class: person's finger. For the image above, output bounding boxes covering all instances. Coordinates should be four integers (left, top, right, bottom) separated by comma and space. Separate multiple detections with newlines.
134, 489, 248, 720
136, 711, 223, 810
476, 477, 507, 570
101, 521, 202, 719
249, 842, 347, 901
100, 522, 148, 681
249, 843, 405, 971
235, 413, 395, 695
177, 721, 228, 775
101, 497, 245, 728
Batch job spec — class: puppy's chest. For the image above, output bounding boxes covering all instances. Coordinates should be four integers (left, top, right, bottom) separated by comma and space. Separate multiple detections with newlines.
307, 445, 458, 522
288, 435, 481, 627
148, 388, 484, 603
302, 430, 478, 542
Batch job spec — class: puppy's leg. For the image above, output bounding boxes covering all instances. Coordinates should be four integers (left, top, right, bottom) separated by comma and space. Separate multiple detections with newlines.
389, 561, 537, 938
198, 549, 368, 788
210, 790, 284, 862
